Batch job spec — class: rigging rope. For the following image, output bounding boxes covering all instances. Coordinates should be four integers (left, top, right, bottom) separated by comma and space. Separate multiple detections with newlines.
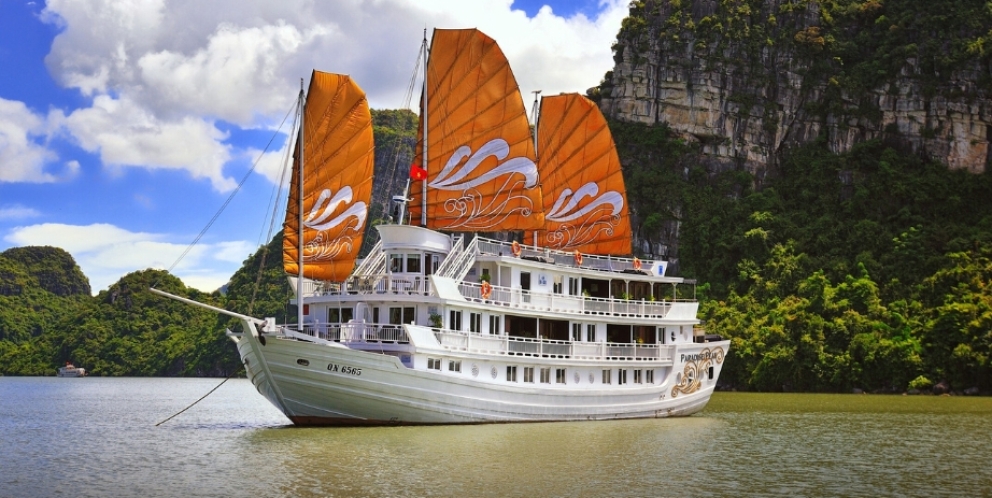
152, 101, 297, 289
154, 369, 241, 426
360, 44, 425, 256
249, 99, 300, 315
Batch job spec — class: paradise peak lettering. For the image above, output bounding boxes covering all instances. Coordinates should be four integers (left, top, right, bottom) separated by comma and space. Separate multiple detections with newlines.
681, 352, 715, 363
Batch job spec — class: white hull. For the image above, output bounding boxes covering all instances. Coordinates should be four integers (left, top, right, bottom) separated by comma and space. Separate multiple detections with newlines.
232, 325, 727, 426
57, 365, 86, 377
152, 228, 730, 427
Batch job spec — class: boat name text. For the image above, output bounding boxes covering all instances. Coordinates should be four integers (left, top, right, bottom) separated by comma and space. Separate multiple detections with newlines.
681, 352, 716, 363
327, 363, 362, 376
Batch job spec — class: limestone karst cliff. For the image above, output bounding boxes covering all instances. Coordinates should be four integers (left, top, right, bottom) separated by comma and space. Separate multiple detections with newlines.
598, 0, 992, 178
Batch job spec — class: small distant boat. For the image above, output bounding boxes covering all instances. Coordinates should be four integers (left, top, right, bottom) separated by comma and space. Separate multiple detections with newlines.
57, 362, 86, 377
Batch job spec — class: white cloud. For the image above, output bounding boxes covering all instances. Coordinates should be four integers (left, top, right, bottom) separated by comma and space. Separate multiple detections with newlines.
4, 222, 255, 294
38, 0, 627, 189
0, 204, 42, 221
63, 95, 236, 191
0, 98, 76, 183
136, 22, 324, 124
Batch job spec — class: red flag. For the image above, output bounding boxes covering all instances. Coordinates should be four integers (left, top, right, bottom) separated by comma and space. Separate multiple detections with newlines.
410, 164, 427, 181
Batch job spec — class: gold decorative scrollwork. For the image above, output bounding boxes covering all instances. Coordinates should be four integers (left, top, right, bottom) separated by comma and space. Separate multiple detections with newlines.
671, 347, 725, 398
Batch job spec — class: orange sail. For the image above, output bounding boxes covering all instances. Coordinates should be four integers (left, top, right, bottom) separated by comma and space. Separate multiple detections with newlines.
408, 28, 543, 231
283, 71, 375, 282
524, 93, 632, 255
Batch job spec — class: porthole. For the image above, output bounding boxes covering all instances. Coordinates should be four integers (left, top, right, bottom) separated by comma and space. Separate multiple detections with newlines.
297, 359, 310, 366
491, 366, 498, 379
472, 364, 480, 377
589, 373, 595, 384
574, 372, 580, 384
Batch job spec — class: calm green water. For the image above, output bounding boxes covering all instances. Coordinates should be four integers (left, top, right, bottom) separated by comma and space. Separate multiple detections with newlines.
1, 377, 990, 497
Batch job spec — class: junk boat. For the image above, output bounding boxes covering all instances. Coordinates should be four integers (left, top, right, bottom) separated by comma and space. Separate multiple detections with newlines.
153, 28, 729, 425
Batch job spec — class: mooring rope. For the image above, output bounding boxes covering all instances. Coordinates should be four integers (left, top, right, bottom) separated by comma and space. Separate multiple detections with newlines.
154, 370, 240, 426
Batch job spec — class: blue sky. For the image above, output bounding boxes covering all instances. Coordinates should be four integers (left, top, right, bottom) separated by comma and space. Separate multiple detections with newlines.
0, 0, 628, 294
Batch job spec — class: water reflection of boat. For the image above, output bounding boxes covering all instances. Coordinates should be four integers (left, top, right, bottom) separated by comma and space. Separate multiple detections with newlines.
153, 28, 729, 426
57, 362, 86, 377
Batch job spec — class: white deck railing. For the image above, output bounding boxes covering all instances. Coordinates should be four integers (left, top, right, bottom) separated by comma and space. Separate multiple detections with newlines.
295, 323, 412, 343
285, 323, 674, 362
433, 329, 675, 362
458, 281, 673, 317
476, 237, 655, 274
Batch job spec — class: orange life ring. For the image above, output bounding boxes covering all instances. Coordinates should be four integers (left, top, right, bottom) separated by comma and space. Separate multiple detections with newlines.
574, 250, 583, 266
480, 281, 492, 300
511, 241, 521, 257
633, 257, 642, 271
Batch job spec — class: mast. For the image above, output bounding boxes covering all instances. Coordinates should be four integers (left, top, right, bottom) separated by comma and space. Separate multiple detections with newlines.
531, 90, 541, 248
420, 28, 428, 227
296, 78, 305, 332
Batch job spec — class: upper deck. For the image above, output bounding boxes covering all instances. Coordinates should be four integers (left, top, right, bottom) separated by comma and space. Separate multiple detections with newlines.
292, 225, 699, 322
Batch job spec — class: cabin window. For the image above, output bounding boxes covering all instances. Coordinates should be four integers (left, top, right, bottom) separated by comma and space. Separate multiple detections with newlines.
449, 310, 462, 331
607, 324, 633, 343
555, 368, 566, 384
428, 358, 441, 370
482, 268, 490, 280
634, 369, 643, 384
328, 307, 354, 323
406, 254, 421, 273
709, 366, 714, 380
540, 368, 551, 383
571, 323, 581, 341
470, 313, 482, 333
506, 365, 518, 382
424, 254, 440, 275
602, 369, 611, 385
646, 370, 655, 384
586, 324, 596, 342
389, 307, 415, 325
520, 272, 531, 304
488, 315, 501, 335
523, 367, 534, 383
553, 275, 563, 294
449, 360, 461, 373
568, 277, 579, 296
373, 307, 380, 324
618, 369, 628, 385
390, 254, 403, 272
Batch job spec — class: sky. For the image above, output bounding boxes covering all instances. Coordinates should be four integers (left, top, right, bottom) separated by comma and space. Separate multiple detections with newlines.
0, 0, 630, 295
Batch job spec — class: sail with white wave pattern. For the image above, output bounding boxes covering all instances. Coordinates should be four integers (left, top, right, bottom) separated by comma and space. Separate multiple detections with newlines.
524, 93, 632, 255
408, 28, 544, 231
283, 71, 374, 282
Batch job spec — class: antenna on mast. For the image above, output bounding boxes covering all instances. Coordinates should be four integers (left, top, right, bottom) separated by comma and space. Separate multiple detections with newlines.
531, 90, 542, 154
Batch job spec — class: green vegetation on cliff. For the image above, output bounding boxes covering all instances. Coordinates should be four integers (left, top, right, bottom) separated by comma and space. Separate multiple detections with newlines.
614, 0, 992, 95
614, 118, 992, 393
0, 109, 415, 377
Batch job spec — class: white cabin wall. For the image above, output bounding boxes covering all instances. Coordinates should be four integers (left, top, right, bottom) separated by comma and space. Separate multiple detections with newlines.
499, 266, 512, 288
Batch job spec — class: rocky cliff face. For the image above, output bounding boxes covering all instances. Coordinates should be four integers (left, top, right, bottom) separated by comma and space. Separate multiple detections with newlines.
599, 0, 992, 179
